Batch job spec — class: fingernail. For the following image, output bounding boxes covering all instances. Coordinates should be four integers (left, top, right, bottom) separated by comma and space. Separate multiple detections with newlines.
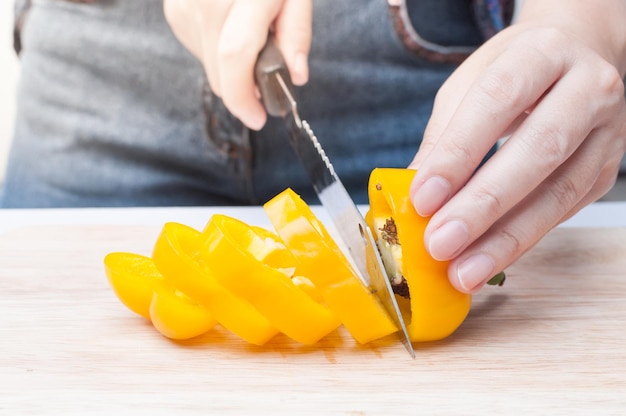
456, 254, 495, 292
428, 220, 469, 261
412, 176, 450, 217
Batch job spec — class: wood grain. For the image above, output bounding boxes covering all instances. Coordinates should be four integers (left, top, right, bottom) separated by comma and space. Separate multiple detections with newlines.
1, 225, 625, 415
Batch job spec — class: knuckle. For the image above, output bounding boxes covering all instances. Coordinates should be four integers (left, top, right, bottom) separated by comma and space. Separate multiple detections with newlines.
498, 226, 524, 258
526, 123, 570, 169
532, 27, 567, 52
472, 186, 505, 220
510, 27, 565, 68
216, 40, 245, 64
596, 62, 624, 99
441, 138, 481, 168
478, 70, 521, 109
545, 174, 586, 212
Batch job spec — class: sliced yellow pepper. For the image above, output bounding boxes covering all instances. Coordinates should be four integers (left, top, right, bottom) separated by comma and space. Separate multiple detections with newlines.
105, 170, 475, 348
199, 214, 341, 345
104, 252, 217, 340
104, 252, 161, 320
151, 222, 278, 345
149, 280, 217, 340
263, 188, 398, 344
366, 168, 471, 342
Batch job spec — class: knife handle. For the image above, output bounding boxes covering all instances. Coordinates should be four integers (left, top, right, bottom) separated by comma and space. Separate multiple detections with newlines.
254, 35, 296, 118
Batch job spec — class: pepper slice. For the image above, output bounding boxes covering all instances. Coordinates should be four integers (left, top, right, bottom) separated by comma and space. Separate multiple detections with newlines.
104, 251, 217, 340
151, 222, 278, 345
263, 188, 398, 344
149, 280, 218, 340
104, 252, 217, 339
366, 168, 471, 342
104, 252, 161, 320
199, 215, 341, 345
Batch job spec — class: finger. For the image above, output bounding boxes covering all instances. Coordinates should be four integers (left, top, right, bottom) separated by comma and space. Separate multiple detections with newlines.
274, 0, 312, 86
410, 32, 569, 217
560, 151, 626, 224
408, 85, 462, 172
423, 54, 625, 262
409, 39, 502, 170
217, 0, 284, 130
409, 77, 531, 194
197, 0, 233, 98
446, 125, 624, 294
164, 0, 216, 63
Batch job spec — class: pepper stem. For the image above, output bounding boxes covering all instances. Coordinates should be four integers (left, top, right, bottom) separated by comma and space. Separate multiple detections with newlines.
487, 271, 506, 286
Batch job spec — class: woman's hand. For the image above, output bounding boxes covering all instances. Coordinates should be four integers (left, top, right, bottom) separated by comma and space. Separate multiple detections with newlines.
163, 0, 312, 130
409, 0, 626, 294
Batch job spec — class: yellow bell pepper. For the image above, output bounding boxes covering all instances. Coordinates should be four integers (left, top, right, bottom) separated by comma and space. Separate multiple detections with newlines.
105, 170, 487, 347
149, 280, 217, 340
151, 222, 279, 345
198, 214, 341, 345
104, 251, 217, 340
263, 188, 398, 344
366, 168, 471, 342
104, 252, 161, 320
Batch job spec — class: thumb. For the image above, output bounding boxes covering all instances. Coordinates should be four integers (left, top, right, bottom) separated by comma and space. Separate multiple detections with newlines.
275, 0, 312, 86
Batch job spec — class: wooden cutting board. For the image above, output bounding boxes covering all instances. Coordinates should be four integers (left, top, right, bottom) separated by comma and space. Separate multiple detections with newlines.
1, 224, 625, 414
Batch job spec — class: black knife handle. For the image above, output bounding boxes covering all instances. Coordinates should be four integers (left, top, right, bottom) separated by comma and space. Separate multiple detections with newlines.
254, 35, 296, 118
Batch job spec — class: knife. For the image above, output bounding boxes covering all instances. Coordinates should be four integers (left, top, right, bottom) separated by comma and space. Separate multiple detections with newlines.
254, 36, 415, 358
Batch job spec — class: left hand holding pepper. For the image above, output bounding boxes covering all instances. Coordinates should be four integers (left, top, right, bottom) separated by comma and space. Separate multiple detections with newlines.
409, 0, 626, 294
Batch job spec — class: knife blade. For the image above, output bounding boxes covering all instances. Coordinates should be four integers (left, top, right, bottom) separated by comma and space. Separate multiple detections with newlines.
254, 36, 415, 358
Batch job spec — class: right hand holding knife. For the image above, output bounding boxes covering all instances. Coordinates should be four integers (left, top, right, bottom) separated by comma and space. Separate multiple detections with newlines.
163, 0, 313, 130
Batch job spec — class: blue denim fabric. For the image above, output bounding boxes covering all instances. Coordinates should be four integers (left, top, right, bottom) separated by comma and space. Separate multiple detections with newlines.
1, 0, 482, 207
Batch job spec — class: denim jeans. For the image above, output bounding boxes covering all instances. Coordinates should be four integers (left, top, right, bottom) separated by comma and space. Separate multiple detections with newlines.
2, 0, 484, 207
